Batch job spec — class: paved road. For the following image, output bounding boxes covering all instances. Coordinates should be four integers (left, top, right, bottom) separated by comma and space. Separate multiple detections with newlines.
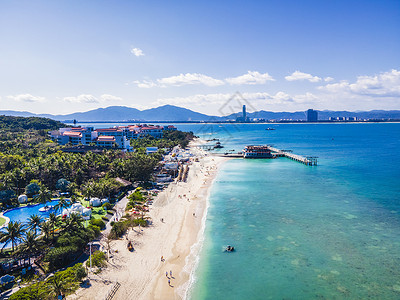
103, 191, 131, 236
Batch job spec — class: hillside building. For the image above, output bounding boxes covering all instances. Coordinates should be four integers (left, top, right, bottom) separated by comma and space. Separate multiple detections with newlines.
49, 124, 177, 151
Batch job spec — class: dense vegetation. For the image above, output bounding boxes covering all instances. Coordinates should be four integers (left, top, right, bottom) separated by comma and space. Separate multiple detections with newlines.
0, 128, 193, 209
0, 115, 66, 131
130, 130, 195, 151
0, 116, 194, 296
9, 263, 86, 300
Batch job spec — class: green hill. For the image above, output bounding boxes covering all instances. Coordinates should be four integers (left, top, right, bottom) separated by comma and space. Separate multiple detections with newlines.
0, 115, 66, 130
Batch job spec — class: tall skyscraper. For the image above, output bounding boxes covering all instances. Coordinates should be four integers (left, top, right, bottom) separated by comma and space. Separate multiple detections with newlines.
307, 109, 318, 122
243, 105, 246, 120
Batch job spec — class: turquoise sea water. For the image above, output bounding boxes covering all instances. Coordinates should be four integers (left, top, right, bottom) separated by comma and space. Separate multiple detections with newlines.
184, 123, 400, 300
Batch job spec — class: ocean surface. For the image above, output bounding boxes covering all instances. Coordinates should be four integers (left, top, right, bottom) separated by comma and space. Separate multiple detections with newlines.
186, 123, 400, 300
73, 122, 400, 299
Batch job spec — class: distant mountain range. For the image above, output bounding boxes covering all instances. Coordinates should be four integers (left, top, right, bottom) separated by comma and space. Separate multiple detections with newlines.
1, 105, 400, 122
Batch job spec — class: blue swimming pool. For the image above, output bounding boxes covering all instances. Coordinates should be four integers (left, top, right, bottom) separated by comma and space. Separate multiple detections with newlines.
1, 199, 69, 248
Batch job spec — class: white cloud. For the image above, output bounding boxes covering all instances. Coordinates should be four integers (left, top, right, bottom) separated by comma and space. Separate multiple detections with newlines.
324, 77, 334, 82
285, 71, 322, 82
134, 73, 224, 88
100, 94, 122, 102
226, 71, 275, 85
318, 69, 400, 97
63, 94, 99, 103
130, 47, 144, 57
133, 80, 157, 88
7, 94, 45, 103
134, 71, 274, 88
62, 94, 123, 103
158, 73, 224, 87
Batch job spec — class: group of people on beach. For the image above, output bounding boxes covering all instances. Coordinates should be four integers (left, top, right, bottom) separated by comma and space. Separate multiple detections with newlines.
165, 270, 174, 287
160, 257, 174, 287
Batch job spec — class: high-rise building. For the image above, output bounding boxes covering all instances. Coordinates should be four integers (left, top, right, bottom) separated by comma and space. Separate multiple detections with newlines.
307, 109, 318, 122
236, 104, 250, 122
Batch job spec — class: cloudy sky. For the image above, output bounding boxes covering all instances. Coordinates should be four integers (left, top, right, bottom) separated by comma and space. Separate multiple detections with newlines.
0, 0, 399, 115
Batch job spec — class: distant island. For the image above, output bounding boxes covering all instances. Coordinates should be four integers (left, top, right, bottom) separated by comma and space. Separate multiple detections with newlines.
1, 105, 400, 123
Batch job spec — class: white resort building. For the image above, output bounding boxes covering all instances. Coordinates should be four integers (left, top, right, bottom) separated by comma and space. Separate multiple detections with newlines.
49, 124, 177, 151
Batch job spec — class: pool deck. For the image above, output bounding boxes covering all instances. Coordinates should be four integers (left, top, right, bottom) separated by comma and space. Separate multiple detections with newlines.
0, 213, 10, 229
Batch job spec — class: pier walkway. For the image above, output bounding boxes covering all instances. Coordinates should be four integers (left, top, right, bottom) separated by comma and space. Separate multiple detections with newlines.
212, 146, 317, 166
266, 146, 318, 166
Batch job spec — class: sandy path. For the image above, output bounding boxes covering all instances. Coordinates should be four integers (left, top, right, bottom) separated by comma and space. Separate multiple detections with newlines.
69, 146, 225, 300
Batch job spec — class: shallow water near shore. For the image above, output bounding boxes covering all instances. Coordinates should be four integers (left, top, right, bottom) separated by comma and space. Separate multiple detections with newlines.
184, 123, 400, 299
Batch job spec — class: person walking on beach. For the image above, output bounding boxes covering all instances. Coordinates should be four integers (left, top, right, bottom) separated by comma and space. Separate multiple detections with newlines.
170, 270, 173, 277
161, 256, 164, 262
166, 271, 168, 278
168, 279, 171, 286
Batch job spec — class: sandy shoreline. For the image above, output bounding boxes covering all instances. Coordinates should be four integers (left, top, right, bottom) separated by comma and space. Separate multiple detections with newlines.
69, 143, 226, 300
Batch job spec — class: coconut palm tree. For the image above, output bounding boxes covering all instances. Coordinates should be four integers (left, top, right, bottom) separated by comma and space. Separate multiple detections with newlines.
36, 187, 52, 207
48, 213, 58, 240
39, 221, 52, 243
61, 213, 84, 233
47, 272, 74, 299
27, 214, 43, 235
0, 221, 26, 252
19, 231, 41, 264
54, 197, 70, 215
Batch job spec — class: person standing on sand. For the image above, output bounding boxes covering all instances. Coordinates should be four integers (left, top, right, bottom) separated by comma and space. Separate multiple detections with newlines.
166, 271, 168, 277
168, 279, 171, 286
170, 270, 172, 277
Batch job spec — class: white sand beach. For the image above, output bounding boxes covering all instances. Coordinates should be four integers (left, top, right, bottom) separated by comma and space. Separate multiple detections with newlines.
69, 144, 226, 300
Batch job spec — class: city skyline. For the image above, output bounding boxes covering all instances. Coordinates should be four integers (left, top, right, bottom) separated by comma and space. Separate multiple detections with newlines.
0, 0, 399, 115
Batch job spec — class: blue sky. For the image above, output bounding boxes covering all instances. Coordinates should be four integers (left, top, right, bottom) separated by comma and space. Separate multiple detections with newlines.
0, 0, 399, 115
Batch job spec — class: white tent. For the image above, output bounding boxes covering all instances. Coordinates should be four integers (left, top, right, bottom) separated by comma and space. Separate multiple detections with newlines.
89, 197, 101, 207
18, 194, 28, 204
101, 198, 109, 205
82, 208, 92, 216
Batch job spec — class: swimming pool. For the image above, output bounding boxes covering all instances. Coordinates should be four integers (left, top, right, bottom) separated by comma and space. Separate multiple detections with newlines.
0, 199, 70, 248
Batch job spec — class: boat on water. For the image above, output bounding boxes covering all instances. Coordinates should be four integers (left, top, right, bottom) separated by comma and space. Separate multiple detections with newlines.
214, 142, 224, 149
243, 145, 273, 159
224, 245, 235, 252
39, 205, 54, 212
265, 127, 275, 130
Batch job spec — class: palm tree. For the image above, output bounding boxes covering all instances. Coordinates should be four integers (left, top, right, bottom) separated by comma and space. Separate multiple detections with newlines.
48, 213, 58, 240
39, 221, 52, 243
36, 187, 52, 207
19, 231, 41, 264
61, 213, 84, 233
47, 273, 75, 299
54, 197, 70, 215
27, 214, 43, 235
0, 221, 26, 252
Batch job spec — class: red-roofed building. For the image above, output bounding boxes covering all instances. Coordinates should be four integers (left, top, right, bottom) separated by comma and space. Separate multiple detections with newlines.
50, 123, 177, 151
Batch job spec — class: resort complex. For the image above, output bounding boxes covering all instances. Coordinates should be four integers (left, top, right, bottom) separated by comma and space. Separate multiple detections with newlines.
0, 116, 198, 299
49, 124, 177, 151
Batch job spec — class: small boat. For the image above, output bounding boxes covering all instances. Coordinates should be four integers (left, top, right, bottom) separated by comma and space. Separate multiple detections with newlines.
265, 127, 275, 130
225, 245, 235, 252
214, 142, 224, 149
39, 205, 54, 212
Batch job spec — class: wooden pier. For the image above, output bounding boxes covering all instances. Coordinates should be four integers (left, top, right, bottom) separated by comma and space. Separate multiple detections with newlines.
213, 146, 317, 166
266, 146, 318, 166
